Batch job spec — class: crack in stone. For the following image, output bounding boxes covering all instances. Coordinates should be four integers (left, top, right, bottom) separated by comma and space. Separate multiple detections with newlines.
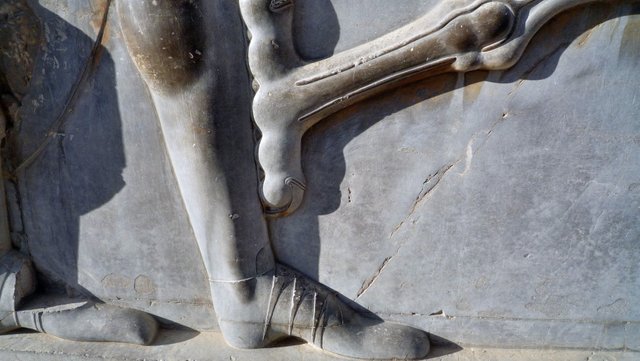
389, 162, 456, 239
506, 40, 570, 97
355, 256, 392, 300
353, 161, 461, 300
354, 162, 459, 300
354, 106, 517, 301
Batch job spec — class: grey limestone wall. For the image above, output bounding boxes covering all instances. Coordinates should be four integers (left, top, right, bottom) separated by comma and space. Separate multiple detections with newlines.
7, 0, 639, 350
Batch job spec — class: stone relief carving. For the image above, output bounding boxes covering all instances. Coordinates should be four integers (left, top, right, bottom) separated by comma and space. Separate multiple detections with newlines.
115, 1, 430, 358
0, 0, 159, 345
0, 0, 637, 359
242, 0, 631, 216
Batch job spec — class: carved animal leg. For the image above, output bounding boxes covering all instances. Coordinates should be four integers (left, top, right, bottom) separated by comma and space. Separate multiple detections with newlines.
242, 0, 307, 215
242, 0, 630, 216
119, 1, 430, 358
0, 1, 159, 345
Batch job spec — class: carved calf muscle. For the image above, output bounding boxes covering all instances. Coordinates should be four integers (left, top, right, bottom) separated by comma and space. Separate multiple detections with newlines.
116, 0, 206, 92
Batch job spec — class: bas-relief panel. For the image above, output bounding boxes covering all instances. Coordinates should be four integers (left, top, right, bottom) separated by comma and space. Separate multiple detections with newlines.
0, 0, 638, 357
271, 1, 640, 347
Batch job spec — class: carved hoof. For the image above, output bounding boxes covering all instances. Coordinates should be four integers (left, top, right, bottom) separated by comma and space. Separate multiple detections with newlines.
212, 264, 430, 359
262, 176, 306, 216
256, 130, 306, 216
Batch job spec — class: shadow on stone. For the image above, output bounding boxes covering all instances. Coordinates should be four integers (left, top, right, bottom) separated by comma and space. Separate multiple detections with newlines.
426, 334, 463, 359
272, 0, 640, 287
293, 0, 340, 60
10, 2, 126, 298
150, 327, 201, 346
1, 0, 164, 345
270, 2, 639, 357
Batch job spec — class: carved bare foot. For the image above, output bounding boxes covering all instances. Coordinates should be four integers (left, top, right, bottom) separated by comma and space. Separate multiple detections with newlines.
211, 264, 429, 360
241, 0, 623, 216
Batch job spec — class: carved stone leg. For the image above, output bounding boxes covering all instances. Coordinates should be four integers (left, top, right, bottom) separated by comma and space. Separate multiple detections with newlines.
241, 0, 517, 215
117, 1, 430, 359
116, 0, 275, 284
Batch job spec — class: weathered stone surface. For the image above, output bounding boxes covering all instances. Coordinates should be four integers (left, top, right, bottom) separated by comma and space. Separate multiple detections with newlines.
0, 0, 637, 356
0, 330, 637, 361
10, 0, 215, 330
271, 1, 640, 349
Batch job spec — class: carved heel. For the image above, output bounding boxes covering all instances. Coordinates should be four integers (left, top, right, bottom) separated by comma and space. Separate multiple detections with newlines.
217, 319, 271, 349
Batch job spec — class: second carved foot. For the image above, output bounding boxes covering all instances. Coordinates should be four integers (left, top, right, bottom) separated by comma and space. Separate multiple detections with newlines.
0, 251, 158, 345
15, 299, 159, 345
